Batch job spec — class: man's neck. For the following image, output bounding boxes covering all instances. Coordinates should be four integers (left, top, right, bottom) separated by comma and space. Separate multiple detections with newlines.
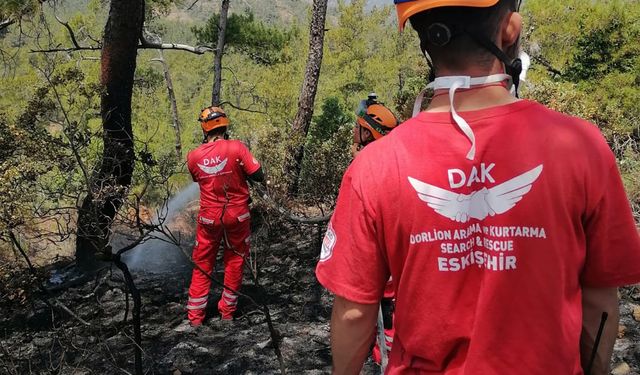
206, 135, 224, 143
426, 63, 519, 113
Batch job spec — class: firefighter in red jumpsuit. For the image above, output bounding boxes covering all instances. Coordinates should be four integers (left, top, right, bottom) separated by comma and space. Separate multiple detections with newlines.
186, 106, 264, 326
352, 94, 399, 364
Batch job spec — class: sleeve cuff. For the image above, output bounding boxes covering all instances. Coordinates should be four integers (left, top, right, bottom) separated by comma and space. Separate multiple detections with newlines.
246, 163, 260, 176
316, 268, 381, 305
582, 272, 640, 288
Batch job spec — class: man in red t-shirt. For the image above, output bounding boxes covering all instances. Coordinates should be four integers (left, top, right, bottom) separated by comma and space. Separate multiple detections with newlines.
316, 1, 640, 374
186, 106, 264, 325
352, 94, 400, 365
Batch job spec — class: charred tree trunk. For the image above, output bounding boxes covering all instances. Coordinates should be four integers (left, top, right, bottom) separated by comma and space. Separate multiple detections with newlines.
211, 0, 230, 106
154, 50, 182, 159
285, 0, 328, 196
75, 0, 144, 271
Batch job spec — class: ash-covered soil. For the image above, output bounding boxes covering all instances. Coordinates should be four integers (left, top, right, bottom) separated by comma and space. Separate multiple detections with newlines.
0, 215, 383, 374
1, 216, 639, 374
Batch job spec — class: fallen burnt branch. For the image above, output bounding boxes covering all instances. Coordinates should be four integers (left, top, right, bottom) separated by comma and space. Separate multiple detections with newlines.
218, 192, 287, 373
241, 264, 287, 374
176, 241, 286, 374
253, 185, 332, 224
100, 227, 167, 375
7, 230, 91, 327
112, 254, 142, 375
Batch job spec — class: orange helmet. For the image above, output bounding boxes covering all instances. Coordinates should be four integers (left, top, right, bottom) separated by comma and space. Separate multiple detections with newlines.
198, 106, 229, 132
356, 95, 399, 140
395, 0, 499, 31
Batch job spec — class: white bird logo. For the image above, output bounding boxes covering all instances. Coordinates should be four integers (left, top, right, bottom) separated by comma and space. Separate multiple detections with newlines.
198, 158, 228, 175
408, 165, 543, 223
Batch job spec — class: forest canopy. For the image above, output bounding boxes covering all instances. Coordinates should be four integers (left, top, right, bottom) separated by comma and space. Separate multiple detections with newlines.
1, 0, 639, 260
1, 1, 639, 374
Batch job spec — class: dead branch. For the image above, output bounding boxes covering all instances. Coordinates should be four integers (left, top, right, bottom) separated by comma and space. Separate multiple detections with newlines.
37, 65, 92, 187
186, 0, 201, 10
151, 51, 182, 159
31, 28, 212, 54
30, 45, 101, 53
0, 19, 15, 32
52, 299, 91, 326
32, 42, 212, 54
54, 14, 82, 49
253, 185, 332, 224
8, 230, 91, 327
8, 231, 37, 272
112, 255, 142, 375
175, 241, 286, 373
139, 33, 212, 54
218, 101, 267, 115
531, 55, 563, 77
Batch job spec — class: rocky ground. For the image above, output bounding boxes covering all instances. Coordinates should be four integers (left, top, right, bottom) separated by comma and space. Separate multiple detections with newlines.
1, 216, 639, 374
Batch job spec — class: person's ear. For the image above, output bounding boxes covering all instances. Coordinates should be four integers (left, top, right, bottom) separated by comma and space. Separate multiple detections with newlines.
363, 128, 373, 141
501, 12, 522, 49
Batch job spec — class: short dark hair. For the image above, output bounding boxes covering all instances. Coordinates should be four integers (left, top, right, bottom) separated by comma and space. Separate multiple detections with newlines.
409, 0, 518, 73
206, 126, 227, 138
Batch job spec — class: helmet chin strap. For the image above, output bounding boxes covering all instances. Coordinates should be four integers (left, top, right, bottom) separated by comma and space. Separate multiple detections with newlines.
413, 45, 530, 161
413, 74, 512, 161
410, 9, 529, 162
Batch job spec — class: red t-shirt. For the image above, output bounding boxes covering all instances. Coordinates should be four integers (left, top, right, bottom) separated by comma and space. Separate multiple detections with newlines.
187, 140, 261, 210
316, 100, 640, 374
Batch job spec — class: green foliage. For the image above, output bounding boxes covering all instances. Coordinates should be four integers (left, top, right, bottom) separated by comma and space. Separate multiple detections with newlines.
566, 18, 638, 81
2, 0, 640, 258
298, 125, 352, 202
523, 0, 640, 215
147, 0, 183, 16
297, 97, 353, 202
0, 79, 81, 233
0, 0, 40, 21
134, 66, 165, 93
308, 96, 353, 142
320, 0, 424, 119
193, 10, 295, 65
524, 0, 640, 132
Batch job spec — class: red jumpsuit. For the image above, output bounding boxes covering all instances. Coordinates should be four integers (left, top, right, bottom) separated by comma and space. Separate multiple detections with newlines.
186, 139, 261, 324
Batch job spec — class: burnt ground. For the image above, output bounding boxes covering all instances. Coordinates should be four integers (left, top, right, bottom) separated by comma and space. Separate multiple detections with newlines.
1, 216, 639, 374
0, 213, 383, 375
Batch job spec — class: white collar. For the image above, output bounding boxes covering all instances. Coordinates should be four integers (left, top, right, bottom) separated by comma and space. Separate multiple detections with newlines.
413, 74, 512, 161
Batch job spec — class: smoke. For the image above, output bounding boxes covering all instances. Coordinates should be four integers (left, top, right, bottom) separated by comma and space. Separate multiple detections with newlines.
121, 183, 200, 272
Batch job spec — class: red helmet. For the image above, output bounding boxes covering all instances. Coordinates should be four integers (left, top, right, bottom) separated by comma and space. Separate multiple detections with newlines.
198, 106, 229, 132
